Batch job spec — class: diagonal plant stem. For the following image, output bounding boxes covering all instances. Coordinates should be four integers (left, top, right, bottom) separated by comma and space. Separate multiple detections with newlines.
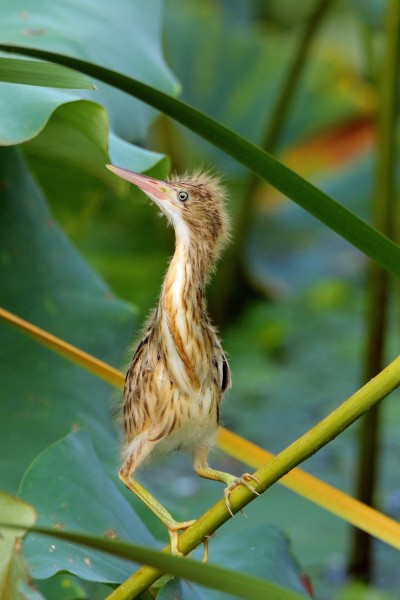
1, 306, 400, 550
348, 0, 400, 580
1, 43, 400, 277
0, 308, 122, 386
217, 428, 400, 548
108, 353, 400, 599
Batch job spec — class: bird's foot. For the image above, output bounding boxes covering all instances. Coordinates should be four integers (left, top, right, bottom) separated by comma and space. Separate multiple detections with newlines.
224, 473, 260, 517
167, 519, 196, 556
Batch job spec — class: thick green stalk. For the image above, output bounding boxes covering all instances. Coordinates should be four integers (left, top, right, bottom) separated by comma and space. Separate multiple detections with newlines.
212, 0, 335, 322
108, 353, 400, 600
348, 0, 400, 580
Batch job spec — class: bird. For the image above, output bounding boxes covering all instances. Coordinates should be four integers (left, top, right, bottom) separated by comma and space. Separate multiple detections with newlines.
106, 164, 259, 555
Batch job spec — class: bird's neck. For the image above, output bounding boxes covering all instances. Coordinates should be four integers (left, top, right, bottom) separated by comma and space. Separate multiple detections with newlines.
163, 234, 210, 307
157, 233, 214, 393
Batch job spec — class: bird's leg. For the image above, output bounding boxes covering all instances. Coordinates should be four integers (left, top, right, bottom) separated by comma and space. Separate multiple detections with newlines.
192, 447, 260, 517
119, 442, 195, 555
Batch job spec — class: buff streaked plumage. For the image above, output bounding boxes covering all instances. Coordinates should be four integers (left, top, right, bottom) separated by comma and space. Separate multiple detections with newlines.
121, 169, 230, 460
106, 164, 258, 556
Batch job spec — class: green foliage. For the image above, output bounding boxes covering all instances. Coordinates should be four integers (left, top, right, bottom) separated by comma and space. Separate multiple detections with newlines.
0, 1, 399, 599
162, 0, 361, 170
5, 344, 307, 595
0, 519, 308, 600
19, 431, 157, 583
0, 0, 175, 168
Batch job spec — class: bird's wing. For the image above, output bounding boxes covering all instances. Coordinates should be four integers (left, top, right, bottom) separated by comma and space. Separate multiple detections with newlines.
212, 346, 232, 394
124, 333, 159, 435
221, 352, 232, 391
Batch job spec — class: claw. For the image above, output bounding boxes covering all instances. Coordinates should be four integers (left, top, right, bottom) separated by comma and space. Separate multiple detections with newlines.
242, 473, 261, 486
224, 487, 235, 516
200, 531, 215, 562
167, 519, 196, 555
241, 473, 260, 496
224, 473, 260, 516
202, 537, 209, 562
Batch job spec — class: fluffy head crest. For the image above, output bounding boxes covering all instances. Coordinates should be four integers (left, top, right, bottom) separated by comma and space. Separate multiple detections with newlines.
166, 169, 231, 257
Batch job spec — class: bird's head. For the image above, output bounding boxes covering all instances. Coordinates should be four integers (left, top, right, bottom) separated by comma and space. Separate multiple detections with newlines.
107, 165, 230, 257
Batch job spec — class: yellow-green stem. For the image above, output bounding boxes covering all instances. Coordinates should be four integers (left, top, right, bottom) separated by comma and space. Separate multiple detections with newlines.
108, 352, 400, 600
349, 0, 400, 580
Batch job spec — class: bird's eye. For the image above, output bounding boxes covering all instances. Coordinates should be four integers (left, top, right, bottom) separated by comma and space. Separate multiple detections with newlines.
177, 191, 189, 202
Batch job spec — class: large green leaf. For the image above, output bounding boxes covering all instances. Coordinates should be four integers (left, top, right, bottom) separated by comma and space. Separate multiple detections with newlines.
0, 0, 177, 174
19, 430, 157, 583
1, 45, 400, 280
0, 147, 136, 492
22, 100, 166, 181
0, 57, 94, 88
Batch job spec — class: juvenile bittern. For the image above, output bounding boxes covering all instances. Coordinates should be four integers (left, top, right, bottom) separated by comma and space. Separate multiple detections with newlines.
107, 165, 258, 554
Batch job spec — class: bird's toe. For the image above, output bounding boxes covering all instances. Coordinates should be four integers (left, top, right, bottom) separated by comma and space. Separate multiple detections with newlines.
167, 519, 196, 555
242, 472, 260, 486
223, 473, 260, 515
240, 473, 260, 495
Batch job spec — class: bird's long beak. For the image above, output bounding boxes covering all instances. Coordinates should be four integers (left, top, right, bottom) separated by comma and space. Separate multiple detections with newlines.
106, 165, 168, 201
